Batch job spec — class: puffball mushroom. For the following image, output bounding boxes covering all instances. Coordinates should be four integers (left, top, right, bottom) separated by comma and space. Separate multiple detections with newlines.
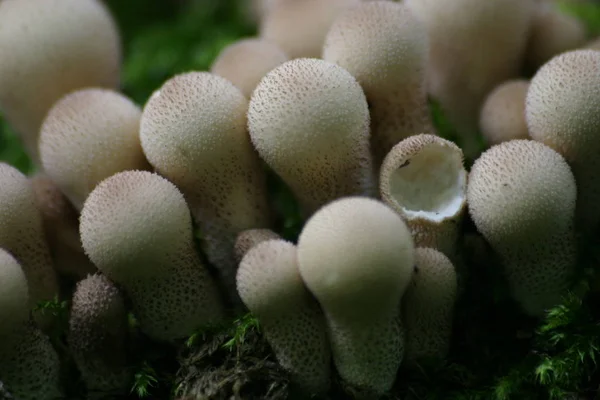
39, 88, 150, 210
0, 0, 121, 167
80, 170, 225, 341
404, 0, 534, 158
525, 2, 587, 72
467, 140, 577, 316
0, 163, 59, 327
479, 80, 530, 146
248, 58, 374, 215
233, 228, 281, 264
140, 72, 271, 308
0, 248, 62, 400
526, 49, 600, 233
379, 134, 467, 261
68, 273, 132, 395
297, 197, 414, 396
323, 1, 432, 164
402, 248, 457, 363
260, 0, 360, 59
30, 173, 96, 280
210, 38, 288, 98
237, 239, 331, 395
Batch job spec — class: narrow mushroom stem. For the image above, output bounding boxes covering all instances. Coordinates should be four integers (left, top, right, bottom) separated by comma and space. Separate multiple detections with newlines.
140, 72, 272, 308
30, 173, 97, 280
323, 1, 433, 164
402, 248, 457, 363
39, 88, 150, 211
210, 38, 288, 98
0, 248, 62, 400
379, 134, 467, 262
237, 240, 331, 395
0, 0, 121, 167
526, 49, 600, 234
297, 197, 414, 396
80, 171, 226, 341
68, 273, 132, 395
248, 58, 375, 216
0, 163, 59, 329
467, 140, 577, 316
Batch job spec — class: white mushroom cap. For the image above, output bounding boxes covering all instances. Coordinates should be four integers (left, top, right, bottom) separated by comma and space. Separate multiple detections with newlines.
480, 80, 530, 146
402, 248, 457, 362
297, 197, 414, 394
323, 1, 432, 161
140, 71, 272, 306
0, 0, 121, 166
0, 163, 59, 325
68, 273, 131, 393
248, 58, 374, 214
80, 170, 225, 341
0, 248, 29, 332
210, 38, 288, 98
380, 134, 466, 259
233, 228, 281, 264
237, 239, 330, 394
39, 88, 149, 210
526, 49, 600, 232
467, 139, 577, 315
260, 0, 361, 59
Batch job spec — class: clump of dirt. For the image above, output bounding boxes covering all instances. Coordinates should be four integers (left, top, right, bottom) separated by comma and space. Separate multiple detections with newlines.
174, 324, 290, 400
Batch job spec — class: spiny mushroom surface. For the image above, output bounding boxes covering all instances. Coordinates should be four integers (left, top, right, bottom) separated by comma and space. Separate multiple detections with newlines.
323, 1, 432, 163
260, 0, 360, 59
237, 239, 331, 395
80, 170, 225, 341
479, 80, 530, 147
525, 2, 587, 72
68, 273, 132, 395
404, 0, 534, 158
234, 228, 281, 264
402, 248, 457, 363
467, 139, 577, 316
39, 88, 150, 210
380, 134, 467, 261
140, 71, 271, 307
30, 173, 97, 280
0, 248, 62, 400
0, 0, 121, 167
248, 58, 374, 215
526, 49, 600, 233
0, 163, 59, 327
210, 38, 288, 98
297, 197, 414, 396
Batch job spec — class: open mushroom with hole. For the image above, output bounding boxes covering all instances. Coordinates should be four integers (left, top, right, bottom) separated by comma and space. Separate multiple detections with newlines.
380, 134, 467, 261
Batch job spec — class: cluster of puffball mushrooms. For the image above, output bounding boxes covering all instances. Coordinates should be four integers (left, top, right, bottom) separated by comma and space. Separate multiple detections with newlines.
0, 0, 599, 398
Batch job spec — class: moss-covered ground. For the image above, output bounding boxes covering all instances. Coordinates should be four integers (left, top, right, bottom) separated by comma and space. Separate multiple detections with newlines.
3, 1, 600, 399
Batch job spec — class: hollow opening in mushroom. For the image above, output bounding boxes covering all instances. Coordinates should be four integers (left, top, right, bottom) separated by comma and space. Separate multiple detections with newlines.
388, 143, 466, 222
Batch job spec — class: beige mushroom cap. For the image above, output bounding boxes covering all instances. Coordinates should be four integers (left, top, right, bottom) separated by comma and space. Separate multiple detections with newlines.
233, 228, 281, 264
39, 88, 149, 210
248, 58, 373, 214
0, 0, 121, 166
0, 248, 29, 332
260, 0, 360, 59
480, 80, 530, 146
211, 38, 288, 98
